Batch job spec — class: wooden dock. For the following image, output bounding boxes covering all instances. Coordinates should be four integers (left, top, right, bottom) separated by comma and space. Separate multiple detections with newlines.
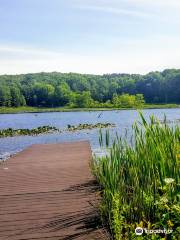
0, 141, 106, 240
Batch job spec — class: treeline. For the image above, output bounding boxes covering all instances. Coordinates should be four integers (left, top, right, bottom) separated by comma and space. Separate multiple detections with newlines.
0, 69, 180, 108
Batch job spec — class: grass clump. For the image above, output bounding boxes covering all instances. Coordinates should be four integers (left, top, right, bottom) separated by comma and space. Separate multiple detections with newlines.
67, 123, 115, 131
0, 126, 59, 137
92, 113, 180, 239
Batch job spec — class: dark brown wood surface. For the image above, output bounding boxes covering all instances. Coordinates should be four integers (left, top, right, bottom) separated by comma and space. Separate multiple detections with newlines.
0, 141, 107, 240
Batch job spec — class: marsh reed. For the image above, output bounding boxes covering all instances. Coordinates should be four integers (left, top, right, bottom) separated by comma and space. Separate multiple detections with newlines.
92, 113, 180, 239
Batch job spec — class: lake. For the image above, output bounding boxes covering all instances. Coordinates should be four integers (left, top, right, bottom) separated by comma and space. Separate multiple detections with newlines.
0, 108, 179, 160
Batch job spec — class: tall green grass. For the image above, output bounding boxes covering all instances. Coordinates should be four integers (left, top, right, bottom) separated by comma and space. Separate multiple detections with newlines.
92, 113, 180, 239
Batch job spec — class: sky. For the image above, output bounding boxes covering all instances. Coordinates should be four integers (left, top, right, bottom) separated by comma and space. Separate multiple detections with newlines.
0, 0, 180, 75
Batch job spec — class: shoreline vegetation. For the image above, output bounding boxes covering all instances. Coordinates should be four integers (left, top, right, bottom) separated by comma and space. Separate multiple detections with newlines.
92, 113, 180, 239
0, 123, 116, 138
0, 70, 180, 112
0, 104, 179, 114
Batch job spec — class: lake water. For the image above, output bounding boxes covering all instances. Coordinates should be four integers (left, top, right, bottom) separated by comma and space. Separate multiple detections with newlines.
0, 108, 179, 160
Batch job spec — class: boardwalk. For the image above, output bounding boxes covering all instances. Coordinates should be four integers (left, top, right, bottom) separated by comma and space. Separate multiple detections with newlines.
0, 141, 106, 240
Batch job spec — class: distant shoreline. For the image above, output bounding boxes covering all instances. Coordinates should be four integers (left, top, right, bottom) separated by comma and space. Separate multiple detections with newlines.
0, 104, 179, 114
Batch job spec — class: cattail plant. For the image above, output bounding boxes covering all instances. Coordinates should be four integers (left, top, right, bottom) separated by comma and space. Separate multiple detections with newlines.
92, 113, 180, 239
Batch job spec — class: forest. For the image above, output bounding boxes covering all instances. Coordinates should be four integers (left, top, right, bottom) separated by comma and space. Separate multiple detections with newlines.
0, 69, 179, 108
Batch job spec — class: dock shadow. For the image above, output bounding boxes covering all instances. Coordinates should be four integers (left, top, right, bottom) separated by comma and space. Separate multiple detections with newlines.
62, 179, 100, 194
10, 180, 109, 240
41, 179, 108, 239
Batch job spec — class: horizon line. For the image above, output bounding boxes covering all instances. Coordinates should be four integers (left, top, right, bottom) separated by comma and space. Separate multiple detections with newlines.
0, 68, 179, 77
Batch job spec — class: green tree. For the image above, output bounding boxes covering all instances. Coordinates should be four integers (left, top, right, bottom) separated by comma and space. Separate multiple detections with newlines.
54, 82, 71, 106
0, 85, 12, 106
112, 94, 136, 108
69, 91, 93, 108
10, 86, 26, 107
0, 69, 180, 108
33, 83, 55, 106
135, 94, 145, 107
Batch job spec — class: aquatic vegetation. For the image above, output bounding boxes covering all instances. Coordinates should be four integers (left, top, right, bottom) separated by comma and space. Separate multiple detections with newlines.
67, 123, 116, 131
92, 113, 180, 239
0, 126, 59, 138
0, 123, 116, 138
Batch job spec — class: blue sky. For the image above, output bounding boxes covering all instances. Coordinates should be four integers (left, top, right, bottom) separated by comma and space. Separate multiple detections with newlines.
0, 0, 180, 74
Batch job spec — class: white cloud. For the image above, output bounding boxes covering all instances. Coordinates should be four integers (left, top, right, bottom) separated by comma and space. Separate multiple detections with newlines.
0, 45, 64, 58
0, 1, 179, 75
76, 5, 155, 19
74, 0, 180, 25
125, 0, 180, 8
74, 0, 180, 8
0, 41, 180, 75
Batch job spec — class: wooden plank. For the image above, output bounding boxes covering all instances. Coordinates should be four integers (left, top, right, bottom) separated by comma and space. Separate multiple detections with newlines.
0, 142, 107, 240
